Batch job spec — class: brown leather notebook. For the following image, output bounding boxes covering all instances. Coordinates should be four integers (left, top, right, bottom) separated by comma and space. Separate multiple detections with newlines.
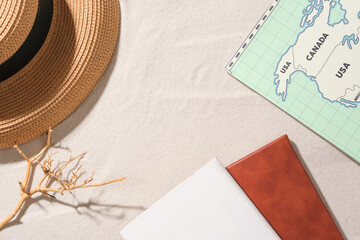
226, 135, 343, 240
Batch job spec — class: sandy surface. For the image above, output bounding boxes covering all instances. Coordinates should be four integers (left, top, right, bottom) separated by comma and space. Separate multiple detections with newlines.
0, 0, 359, 239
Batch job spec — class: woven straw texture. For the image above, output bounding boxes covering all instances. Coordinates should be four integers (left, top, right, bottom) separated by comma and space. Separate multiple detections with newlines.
0, 0, 120, 149
0, 0, 38, 65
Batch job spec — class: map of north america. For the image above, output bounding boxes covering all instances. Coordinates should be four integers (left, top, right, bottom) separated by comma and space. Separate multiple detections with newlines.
274, 0, 360, 107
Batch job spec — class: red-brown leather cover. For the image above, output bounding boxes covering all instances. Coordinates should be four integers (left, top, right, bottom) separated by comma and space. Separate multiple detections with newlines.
226, 135, 343, 240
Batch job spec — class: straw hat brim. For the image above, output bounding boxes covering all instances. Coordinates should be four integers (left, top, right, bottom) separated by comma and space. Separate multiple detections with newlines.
0, 0, 120, 149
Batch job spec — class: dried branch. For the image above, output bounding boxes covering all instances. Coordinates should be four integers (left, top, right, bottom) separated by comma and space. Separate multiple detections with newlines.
0, 128, 125, 230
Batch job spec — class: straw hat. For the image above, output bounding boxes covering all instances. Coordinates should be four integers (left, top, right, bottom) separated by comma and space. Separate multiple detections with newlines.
0, 0, 120, 149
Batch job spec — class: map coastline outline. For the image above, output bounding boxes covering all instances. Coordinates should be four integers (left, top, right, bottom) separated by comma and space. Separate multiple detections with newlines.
225, 0, 360, 163
273, 0, 359, 108
273, 0, 325, 102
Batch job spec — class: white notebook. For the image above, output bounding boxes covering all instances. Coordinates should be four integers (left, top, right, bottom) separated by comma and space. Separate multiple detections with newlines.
121, 158, 279, 240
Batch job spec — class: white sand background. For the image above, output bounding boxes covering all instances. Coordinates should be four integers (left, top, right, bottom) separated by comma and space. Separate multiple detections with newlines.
0, 0, 359, 239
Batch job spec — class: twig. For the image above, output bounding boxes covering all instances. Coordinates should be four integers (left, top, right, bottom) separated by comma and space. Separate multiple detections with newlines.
0, 128, 125, 230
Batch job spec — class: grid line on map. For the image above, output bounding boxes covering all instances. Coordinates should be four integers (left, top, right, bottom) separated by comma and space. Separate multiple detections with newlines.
229, 0, 360, 162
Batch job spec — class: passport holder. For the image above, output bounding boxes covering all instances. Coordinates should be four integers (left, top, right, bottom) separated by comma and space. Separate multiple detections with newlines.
226, 135, 343, 240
